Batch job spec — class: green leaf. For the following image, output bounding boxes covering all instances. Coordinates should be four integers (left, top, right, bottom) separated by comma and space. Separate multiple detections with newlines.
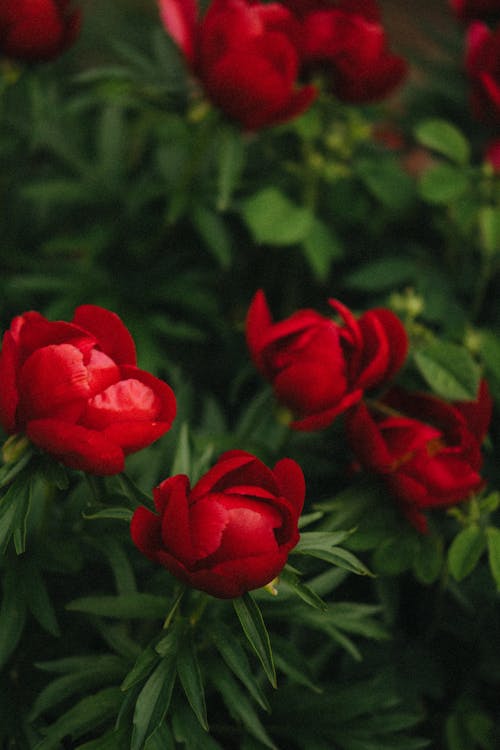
169, 422, 191, 477
373, 535, 418, 576
299, 544, 373, 577
212, 623, 271, 712
241, 187, 312, 246
172, 704, 223, 750
345, 257, 417, 292
35, 687, 123, 750
82, 507, 134, 522
301, 218, 343, 282
121, 645, 160, 692
485, 526, 500, 590
191, 204, 232, 269
0, 566, 27, 670
211, 664, 278, 750
479, 206, 500, 256
144, 722, 176, 750
66, 594, 170, 619
30, 656, 127, 720
356, 157, 415, 211
131, 648, 178, 750
0, 471, 33, 555
23, 561, 60, 636
412, 532, 444, 584
414, 119, 470, 165
414, 340, 480, 400
279, 566, 327, 611
233, 593, 276, 688
216, 124, 246, 211
419, 163, 468, 204
177, 632, 209, 731
448, 525, 486, 582
75, 727, 130, 750
294, 530, 355, 552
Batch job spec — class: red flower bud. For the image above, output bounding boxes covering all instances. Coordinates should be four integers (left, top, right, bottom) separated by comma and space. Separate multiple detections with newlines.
246, 290, 408, 431
0, 306, 176, 475
130, 450, 305, 598
346, 381, 492, 532
0, 0, 81, 62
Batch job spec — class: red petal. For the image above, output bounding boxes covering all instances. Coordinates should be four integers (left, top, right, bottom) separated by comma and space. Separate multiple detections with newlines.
245, 290, 274, 372
26, 419, 124, 474
18, 344, 91, 422
130, 506, 163, 558
158, 0, 198, 64
273, 457, 305, 516
73, 305, 137, 366
0, 330, 20, 433
83, 379, 162, 430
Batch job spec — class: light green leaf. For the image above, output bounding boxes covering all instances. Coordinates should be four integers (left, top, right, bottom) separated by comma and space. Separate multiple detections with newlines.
486, 526, 500, 590
414, 340, 480, 400
82, 507, 134, 522
241, 187, 312, 246
479, 206, 500, 256
414, 119, 470, 165
419, 163, 468, 204
301, 218, 343, 281
413, 532, 444, 584
233, 592, 276, 688
448, 525, 486, 581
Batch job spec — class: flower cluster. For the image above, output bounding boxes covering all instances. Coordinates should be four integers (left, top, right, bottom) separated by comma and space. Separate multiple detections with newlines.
246, 291, 492, 532
0, 0, 81, 62
0, 306, 305, 599
158, 0, 407, 129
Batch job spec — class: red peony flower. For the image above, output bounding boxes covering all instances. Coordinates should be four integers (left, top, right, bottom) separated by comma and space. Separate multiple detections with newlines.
0, 306, 176, 475
346, 381, 492, 532
130, 450, 305, 598
157, 0, 316, 130
0, 0, 81, 62
450, 0, 500, 22
246, 290, 408, 431
289, 0, 407, 103
465, 21, 500, 124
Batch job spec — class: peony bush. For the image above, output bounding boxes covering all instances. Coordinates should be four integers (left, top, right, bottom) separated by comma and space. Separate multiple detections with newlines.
1, 0, 500, 748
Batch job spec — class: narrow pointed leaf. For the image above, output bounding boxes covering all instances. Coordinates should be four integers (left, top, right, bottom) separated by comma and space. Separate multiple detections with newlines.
233, 593, 276, 688
131, 649, 177, 750
212, 623, 270, 712
177, 633, 209, 731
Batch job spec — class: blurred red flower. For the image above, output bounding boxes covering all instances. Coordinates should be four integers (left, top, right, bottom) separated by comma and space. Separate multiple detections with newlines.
346, 381, 492, 532
0, 0, 81, 62
158, 0, 316, 130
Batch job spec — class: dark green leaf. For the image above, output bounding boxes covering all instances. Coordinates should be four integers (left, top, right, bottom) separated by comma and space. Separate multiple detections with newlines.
279, 566, 327, 611
66, 594, 170, 619
0, 566, 27, 670
211, 664, 278, 750
177, 632, 209, 731
131, 648, 178, 750
212, 623, 271, 712
35, 687, 123, 750
233, 593, 276, 688
419, 164, 468, 204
